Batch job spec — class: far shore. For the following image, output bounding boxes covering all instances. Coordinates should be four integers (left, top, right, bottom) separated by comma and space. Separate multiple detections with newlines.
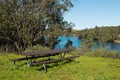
114, 40, 120, 44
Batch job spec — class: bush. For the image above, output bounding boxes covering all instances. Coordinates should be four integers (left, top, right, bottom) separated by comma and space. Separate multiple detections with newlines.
79, 45, 90, 53
85, 48, 120, 59
24, 45, 50, 52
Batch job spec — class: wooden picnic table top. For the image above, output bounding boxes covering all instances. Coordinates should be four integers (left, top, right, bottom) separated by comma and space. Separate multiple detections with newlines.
19, 48, 71, 57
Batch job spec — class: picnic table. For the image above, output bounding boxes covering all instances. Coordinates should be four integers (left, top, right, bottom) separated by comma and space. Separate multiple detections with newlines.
10, 48, 78, 72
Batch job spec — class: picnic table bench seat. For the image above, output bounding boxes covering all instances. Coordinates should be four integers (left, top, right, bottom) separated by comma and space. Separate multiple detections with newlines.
30, 55, 79, 72
30, 56, 78, 66
10, 56, 42, 65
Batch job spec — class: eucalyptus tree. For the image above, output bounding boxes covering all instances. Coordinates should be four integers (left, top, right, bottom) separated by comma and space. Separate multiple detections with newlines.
0, 0, 74, 52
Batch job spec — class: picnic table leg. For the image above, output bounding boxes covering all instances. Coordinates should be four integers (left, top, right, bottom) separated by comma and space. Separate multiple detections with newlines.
27, 61, 32, 68
58, 52, 66, 58
48, 56, 50, 60
57, 53, 61, 58
11, 61, 17, 69
43, 64, 47, 72
13, 61, 16, 65
62, 52, 66, 58
26, 56, 32, 68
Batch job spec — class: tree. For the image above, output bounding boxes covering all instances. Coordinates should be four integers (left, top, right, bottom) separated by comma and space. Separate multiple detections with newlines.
0, 0, 74, 52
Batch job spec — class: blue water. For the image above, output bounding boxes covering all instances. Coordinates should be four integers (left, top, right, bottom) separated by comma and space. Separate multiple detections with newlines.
92, 42, 120, 52
54, 36, 120, 52
54, 36, 81, 49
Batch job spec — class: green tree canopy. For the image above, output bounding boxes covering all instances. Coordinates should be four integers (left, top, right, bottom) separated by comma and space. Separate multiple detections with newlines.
0, 0, 74, 52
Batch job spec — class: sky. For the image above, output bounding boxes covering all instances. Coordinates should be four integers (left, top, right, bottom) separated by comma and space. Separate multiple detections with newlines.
64, 0, 120, 30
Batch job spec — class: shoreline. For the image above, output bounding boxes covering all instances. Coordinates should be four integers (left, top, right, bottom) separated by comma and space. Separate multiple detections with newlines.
114, 40, 120, 44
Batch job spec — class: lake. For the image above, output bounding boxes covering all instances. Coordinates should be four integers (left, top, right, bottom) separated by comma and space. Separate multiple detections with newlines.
92, 42, 120, 52
54, 36, 120, 52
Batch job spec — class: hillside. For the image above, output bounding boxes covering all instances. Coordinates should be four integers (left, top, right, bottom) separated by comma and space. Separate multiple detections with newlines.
77, 26, 120, 41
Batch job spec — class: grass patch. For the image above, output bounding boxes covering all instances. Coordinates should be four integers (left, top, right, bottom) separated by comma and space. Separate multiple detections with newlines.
0, 53, 120, 80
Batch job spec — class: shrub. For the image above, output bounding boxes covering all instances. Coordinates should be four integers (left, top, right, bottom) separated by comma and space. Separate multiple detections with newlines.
79, 45, 91, 54
24, 45, 50, 52
85, 48, 120, 59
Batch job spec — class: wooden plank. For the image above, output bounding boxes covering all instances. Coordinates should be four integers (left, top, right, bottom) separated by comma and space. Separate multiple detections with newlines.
30, 56, 78, 66
19, 48, 70, 56
10, 53, 57, 62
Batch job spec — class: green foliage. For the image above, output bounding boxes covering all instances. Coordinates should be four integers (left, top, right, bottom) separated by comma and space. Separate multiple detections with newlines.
0, 0, 74, 52
75, 26, 120, 53
24, 45, 50, 52
79, 44, 91, 54
78, 28, 95, 53
0, 53, 120, 80
85, 48, 120, 59
78, 26, 120, 44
